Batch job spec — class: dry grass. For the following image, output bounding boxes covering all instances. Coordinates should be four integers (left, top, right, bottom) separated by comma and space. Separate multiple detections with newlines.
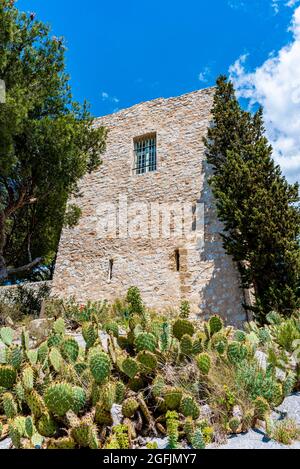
272, 418, 300, 445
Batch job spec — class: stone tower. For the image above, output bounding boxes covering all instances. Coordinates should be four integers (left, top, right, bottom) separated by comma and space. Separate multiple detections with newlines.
52, 88, 246, 326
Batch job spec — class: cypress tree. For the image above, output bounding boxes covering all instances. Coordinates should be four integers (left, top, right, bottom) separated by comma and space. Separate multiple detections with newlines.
204, 76, 300, 323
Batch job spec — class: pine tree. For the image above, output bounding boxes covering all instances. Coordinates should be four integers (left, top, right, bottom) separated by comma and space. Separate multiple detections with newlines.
0, 1, 107, 282
204, 76, 300, 322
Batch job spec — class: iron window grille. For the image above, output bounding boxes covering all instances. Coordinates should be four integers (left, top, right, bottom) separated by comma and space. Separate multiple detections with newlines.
133, 134, 157, 174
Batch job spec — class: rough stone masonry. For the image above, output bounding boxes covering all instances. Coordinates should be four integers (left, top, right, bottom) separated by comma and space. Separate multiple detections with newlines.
52, 87, 247, 326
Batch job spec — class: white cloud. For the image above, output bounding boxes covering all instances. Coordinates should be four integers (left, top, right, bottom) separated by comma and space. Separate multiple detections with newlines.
101, 91, 120, 104
198, 67, 211, 83
229, 5, 300, 183
227, 0, 300, 15
227, 0, 246, 10
286, 0, 300, 7
272, 1, 280, 14
272, 0, 300, 13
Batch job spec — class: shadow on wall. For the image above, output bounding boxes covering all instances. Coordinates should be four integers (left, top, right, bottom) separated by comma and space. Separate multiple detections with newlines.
196, 160, 246, 327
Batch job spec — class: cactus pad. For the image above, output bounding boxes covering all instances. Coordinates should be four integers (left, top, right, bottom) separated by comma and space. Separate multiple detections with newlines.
89, 350, 111, 383
45, 383, 74, 416
172, 319, 195, 341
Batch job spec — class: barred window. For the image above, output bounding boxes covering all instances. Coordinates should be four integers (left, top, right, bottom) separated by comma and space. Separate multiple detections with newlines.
133, 133, 157, 175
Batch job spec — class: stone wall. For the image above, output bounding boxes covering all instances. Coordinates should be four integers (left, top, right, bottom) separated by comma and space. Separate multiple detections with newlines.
52, 88, 247, 326
0, 281, 52, 303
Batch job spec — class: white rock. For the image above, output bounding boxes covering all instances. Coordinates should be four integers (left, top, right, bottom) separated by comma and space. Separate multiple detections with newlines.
111, 404, 123, 426
28, 319, 51, 340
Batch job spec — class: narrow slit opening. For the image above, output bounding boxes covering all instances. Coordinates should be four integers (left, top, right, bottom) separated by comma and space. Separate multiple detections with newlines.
175, 249, 180, 272
108, 259, 114, 281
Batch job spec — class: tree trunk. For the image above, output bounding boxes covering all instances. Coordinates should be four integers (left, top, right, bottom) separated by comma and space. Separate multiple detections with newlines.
0, 209, 43, 282
0, 210, 8, 281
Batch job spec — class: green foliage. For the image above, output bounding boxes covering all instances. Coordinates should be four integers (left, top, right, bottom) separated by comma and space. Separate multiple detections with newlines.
134, 332, 157, 353
254, 396, 270, 420
61, 337, 79, 362
21, 366, 34, 390
126, 287, 144, 317
173, 318, 195, 341
82, 322, 98, 349
0, 287, 298, 449
204, 76, 300, 322
122, 397, 139, 418
196, 353, 211, 375
44, 383, 74, 416
2, 284, 51, 318
88, 350, 111, 384
0, 1, 106, 284
121, 357, 139, 379
228, 417, 240, 434
3, 392, 18, 418
166, 410, 180, 449
191, 428, 206, 449
209, 316, 224, 335
180, 334, 193, 356
0, 364, 17, 388
179, 300, 191, 319
113, 424, 130, 449
0, 326, 13, 346
137, 351, 158, 372
164, 387, 183, 410
146, 441, 158, 449
235, 361, 285, 404
180, 395, 200, 419
227, 341, 247, 364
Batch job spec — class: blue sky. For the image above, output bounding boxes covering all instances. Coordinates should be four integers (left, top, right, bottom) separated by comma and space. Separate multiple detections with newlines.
18, 0, 293, 115
18, 0, 300, 182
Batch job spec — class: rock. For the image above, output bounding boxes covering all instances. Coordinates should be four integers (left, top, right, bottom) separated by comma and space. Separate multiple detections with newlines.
275, 392, 300, 425
142, 438, 168, 449
200, 404, 213, 421
232, 405, 243, 420
67, 331, 109, 351
255, 350, 285, 380
0, 438, 12, 450
111, 404, 123, 426
4, 316, 14, 327
209, 428, 300, 449
28, 319, 51, 340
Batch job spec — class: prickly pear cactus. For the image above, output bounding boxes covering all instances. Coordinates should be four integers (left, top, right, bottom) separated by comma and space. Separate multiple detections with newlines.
254, 396, 270, 420
180, 395, 200, 419
137, 351, 157, 372
88, 349, 111, 383
0, 365, 17, 388
180, 334, 193, 356
61, 337, 79, 362
122, 397, 139, 418
44, 383, 74, 416
121, 357, 139, 379
196, 353, 211, 375
208, 316, 223, 335
172, 319, 195, 341
134, 332, 157, 353
164, 387, 183, 410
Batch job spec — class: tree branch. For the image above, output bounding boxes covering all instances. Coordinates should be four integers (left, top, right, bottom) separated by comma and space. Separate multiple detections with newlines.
7, 257, 43, 276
